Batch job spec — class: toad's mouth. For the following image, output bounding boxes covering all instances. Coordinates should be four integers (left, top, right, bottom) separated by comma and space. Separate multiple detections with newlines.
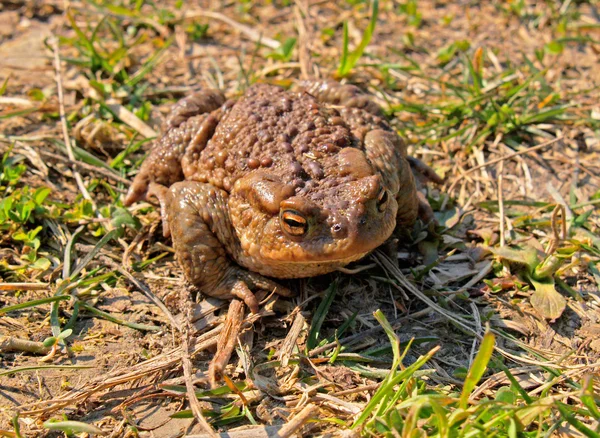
284, 249, 372, 264
259, 224, 394, 264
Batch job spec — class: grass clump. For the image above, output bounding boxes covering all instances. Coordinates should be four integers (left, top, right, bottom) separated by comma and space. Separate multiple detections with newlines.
306, 308, 600, 437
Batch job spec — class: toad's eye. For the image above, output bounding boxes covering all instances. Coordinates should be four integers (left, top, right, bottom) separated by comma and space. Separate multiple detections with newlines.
281, 210, 308, 237
377, 188, 389, 212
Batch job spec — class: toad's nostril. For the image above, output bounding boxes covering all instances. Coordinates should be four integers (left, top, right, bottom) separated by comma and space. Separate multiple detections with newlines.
331, 222, 348, 238
377, 189, 388, 212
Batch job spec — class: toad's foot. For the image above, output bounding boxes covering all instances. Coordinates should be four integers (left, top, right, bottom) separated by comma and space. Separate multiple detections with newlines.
212, 267, 292, 314
164, 181, 292, 313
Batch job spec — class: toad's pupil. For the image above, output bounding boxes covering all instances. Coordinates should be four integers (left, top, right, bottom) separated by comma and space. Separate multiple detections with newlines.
285, 218, 304, 227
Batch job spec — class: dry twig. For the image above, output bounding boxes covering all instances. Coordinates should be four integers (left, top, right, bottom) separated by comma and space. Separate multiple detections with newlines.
278, 404, 319, 438
182, 333, 218, 438
49, 35, 95, 205
181, 11, 280, 50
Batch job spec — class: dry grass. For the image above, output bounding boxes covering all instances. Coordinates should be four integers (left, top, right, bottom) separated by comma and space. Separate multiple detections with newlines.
1, 0, 599, 436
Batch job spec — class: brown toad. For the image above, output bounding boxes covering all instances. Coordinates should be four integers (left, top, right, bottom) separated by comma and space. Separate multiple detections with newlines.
125, 81, 440, 313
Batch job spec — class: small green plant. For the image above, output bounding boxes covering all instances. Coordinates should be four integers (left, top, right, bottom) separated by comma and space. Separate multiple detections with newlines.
436, 39, 470, 65
486, 202, 600, 320
0, 152, 53, 271
508, 0, 526, 17
40, 329, 73, 362
0, 155, 26, 188
54, 8, 171, 147
186, 22, 209, 40
490, 243, 567, 320
267, 37, 297, 62
398, 0, 422, 28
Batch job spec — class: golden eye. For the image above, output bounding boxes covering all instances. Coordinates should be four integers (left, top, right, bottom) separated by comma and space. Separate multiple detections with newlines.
281, 210, 308, 236
377, 188, 388, 212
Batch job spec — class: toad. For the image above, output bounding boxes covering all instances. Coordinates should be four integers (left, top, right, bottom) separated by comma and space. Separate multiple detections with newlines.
124, 80, 441, 382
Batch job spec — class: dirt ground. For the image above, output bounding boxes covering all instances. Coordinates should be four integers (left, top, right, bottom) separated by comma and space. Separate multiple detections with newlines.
1, 1, 599, 437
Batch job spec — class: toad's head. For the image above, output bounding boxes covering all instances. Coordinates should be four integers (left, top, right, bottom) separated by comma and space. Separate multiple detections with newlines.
228, 147, 398, 277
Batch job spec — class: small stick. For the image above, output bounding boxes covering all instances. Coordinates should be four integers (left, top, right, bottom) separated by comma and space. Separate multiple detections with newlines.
498, 159, 505, 247
181, 11, 280, 50
105, 103, 157, 138
0, 282, 49, 291
49, 36, 95, 206
278, 312, 305, 367
332, 383, 380, 397
0, 336, 50, 355
39, 150, 131, 186
294, 1, 313, 80
0, 97, 34, 106
277, 404, 318, 438
182, 334, 218, 438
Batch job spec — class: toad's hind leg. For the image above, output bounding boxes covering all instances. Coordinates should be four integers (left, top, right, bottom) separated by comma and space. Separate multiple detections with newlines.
124, 90, 226, 206
164, 181, 291, 313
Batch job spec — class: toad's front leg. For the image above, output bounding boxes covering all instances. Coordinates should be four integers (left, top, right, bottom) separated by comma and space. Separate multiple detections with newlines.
164, 181, 290, 313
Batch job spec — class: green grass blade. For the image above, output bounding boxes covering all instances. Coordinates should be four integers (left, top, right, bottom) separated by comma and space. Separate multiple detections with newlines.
464, 54, 482, 96
506, 68, 547, 105
43, 420, 107, 436
126, 37, 173, 88
66, 10, 100, 64
581, 377, 600, 420
520, 105, 571, 125
556, 402, 600, 438
349, 0, 378, 67
80, 302, 160, 332
110, 136, 152, 169
11, 413, 23, 438
0, 76, 8, 96
69, 228, 122, 280
337, 0, 379, 77
63, 300, 80, 331
0, 295, 70, 314
50, 138, 117, 172
459, 330, 495, 409
497, 361, 533, 404
63, 225, 85, 279
306, 282, 337, 350
0, 108, 38, 120
337, 21, 349, 76
373, 309, 401, 369
0, 365, 93, 377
